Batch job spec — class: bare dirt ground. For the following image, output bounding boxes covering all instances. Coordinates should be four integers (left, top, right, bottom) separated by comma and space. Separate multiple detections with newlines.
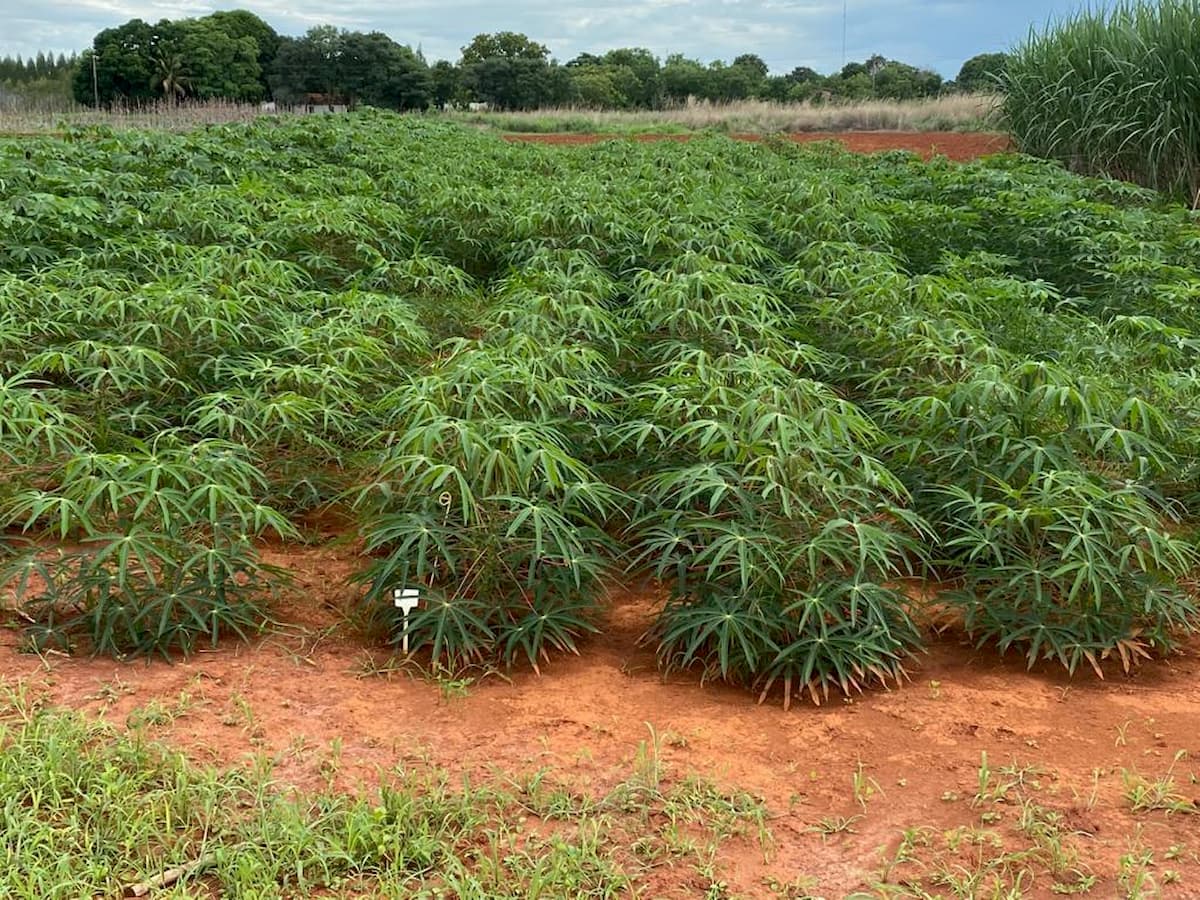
2, 539, 1198, 898
502, 131, 1012, 162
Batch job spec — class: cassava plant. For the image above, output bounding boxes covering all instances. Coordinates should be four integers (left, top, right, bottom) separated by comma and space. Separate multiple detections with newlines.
2, 111, 1199, 690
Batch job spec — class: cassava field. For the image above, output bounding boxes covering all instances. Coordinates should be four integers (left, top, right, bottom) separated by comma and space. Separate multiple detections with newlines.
1, 112, 1199, 898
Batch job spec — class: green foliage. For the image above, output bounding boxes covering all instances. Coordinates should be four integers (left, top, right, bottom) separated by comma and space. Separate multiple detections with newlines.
564, 49, 663, 110
0, 52, 77, 85
455, 33, 569, 112
173, 18, 263, 102
0, 689, 772, 897
70, 14, 426, 109
431, 59, 462, 109
460, 32, 551, 65
0, 52, 77, 109
271, 27, 432, 110
72, 14, 272, 106
206, 10, 280, 79
956, 52, 1009, 92
1, 112, 1199, 694
1003, 0, 1200, 201
61, 11, 983, 114
72, 19, 157, 105
0, 438, 292, 658
462, 58, 569, 111
350, 262, 623, 670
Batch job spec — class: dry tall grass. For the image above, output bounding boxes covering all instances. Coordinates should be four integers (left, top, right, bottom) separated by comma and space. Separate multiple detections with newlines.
0, 99, 282, 134
447, 94, 1002, 134
0, 94, 1002, 138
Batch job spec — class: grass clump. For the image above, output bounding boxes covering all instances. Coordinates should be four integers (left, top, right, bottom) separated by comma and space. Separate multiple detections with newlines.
0, 681, 771, 898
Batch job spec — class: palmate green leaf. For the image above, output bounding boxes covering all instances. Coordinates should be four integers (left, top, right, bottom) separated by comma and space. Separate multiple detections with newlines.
498, 598, 600, 674
1118, 523, 1198, 576
624, 514, 698, 587
185, 393, 268, 443
559, 480, 628, 521
1078, 421, 1172, 471
496, 497, 587, 570
186, 481, 249, 527
356, 511, 460, 576
3, 490, 94, 540
0, 543, 66, 609
668, 419, 740, 458
653, 592, 781, 684
634, 462, 744, 514
81, 563, 269, 660
0, 377, 88, 457
792, 515, 921, 581
81, 529, 184, 592
358, 455, 479, 526
399, 594, 496, 667
5, 535, 275, 659
691, 522, 789, 595
754, 580, 921, 707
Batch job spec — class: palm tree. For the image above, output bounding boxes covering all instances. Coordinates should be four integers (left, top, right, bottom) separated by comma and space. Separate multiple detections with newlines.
150, 51, 190, 103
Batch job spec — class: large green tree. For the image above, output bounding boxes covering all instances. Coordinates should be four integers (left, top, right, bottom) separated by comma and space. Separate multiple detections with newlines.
460, 32, 564, 110
463, 57, 567, 109
956, 52, 1008, 92
871, 60, 942, 100
825, 54, 942, 102
567, 65, 627, 108
565, 55, 645, 109
430, 59, 462, 109
148, 46, 190, 102
68, 15, 960, 111
460, 31, 549, 64
269, 27, 430, 109
72, 18, 158, 104
175, 18, 262, 101
660, 54, 709, 104
762, 65, 823, 101
205, 10, 279, 96
732, 53, 769, 80
600, 48, 660, 107
73, 14, 264, 105
707, 58, 764, 101
339, 31, 432, 110
269, 26, 342, 103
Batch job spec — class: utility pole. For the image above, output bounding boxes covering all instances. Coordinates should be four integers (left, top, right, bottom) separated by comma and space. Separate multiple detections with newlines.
842, 0, 848, 68
91, 52, 99, 107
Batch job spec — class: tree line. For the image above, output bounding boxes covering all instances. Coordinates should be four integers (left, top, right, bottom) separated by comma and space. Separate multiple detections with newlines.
57, 10, 1008, 110
1, 52, 78, 83
0, 51, 79, 108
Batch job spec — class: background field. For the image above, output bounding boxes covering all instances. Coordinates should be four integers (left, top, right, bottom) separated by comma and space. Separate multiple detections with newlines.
3, 112, 1200, 896
449, 94, 999, 135
0, 93, 999, 137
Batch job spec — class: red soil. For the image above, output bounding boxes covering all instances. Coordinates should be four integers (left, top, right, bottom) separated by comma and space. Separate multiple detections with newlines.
502, 131, 1012, 162
3, 539, 1198, 897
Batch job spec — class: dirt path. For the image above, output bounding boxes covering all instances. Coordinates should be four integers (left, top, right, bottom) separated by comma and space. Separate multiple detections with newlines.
2, 542, 1198, 897
502, 131, 1012, 162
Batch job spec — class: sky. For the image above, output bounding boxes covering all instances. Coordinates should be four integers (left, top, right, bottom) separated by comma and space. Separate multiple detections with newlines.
1, 0, 1098, 77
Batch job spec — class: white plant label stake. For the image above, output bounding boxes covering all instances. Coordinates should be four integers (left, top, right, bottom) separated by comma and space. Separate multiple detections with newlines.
393, 588, 421, 653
